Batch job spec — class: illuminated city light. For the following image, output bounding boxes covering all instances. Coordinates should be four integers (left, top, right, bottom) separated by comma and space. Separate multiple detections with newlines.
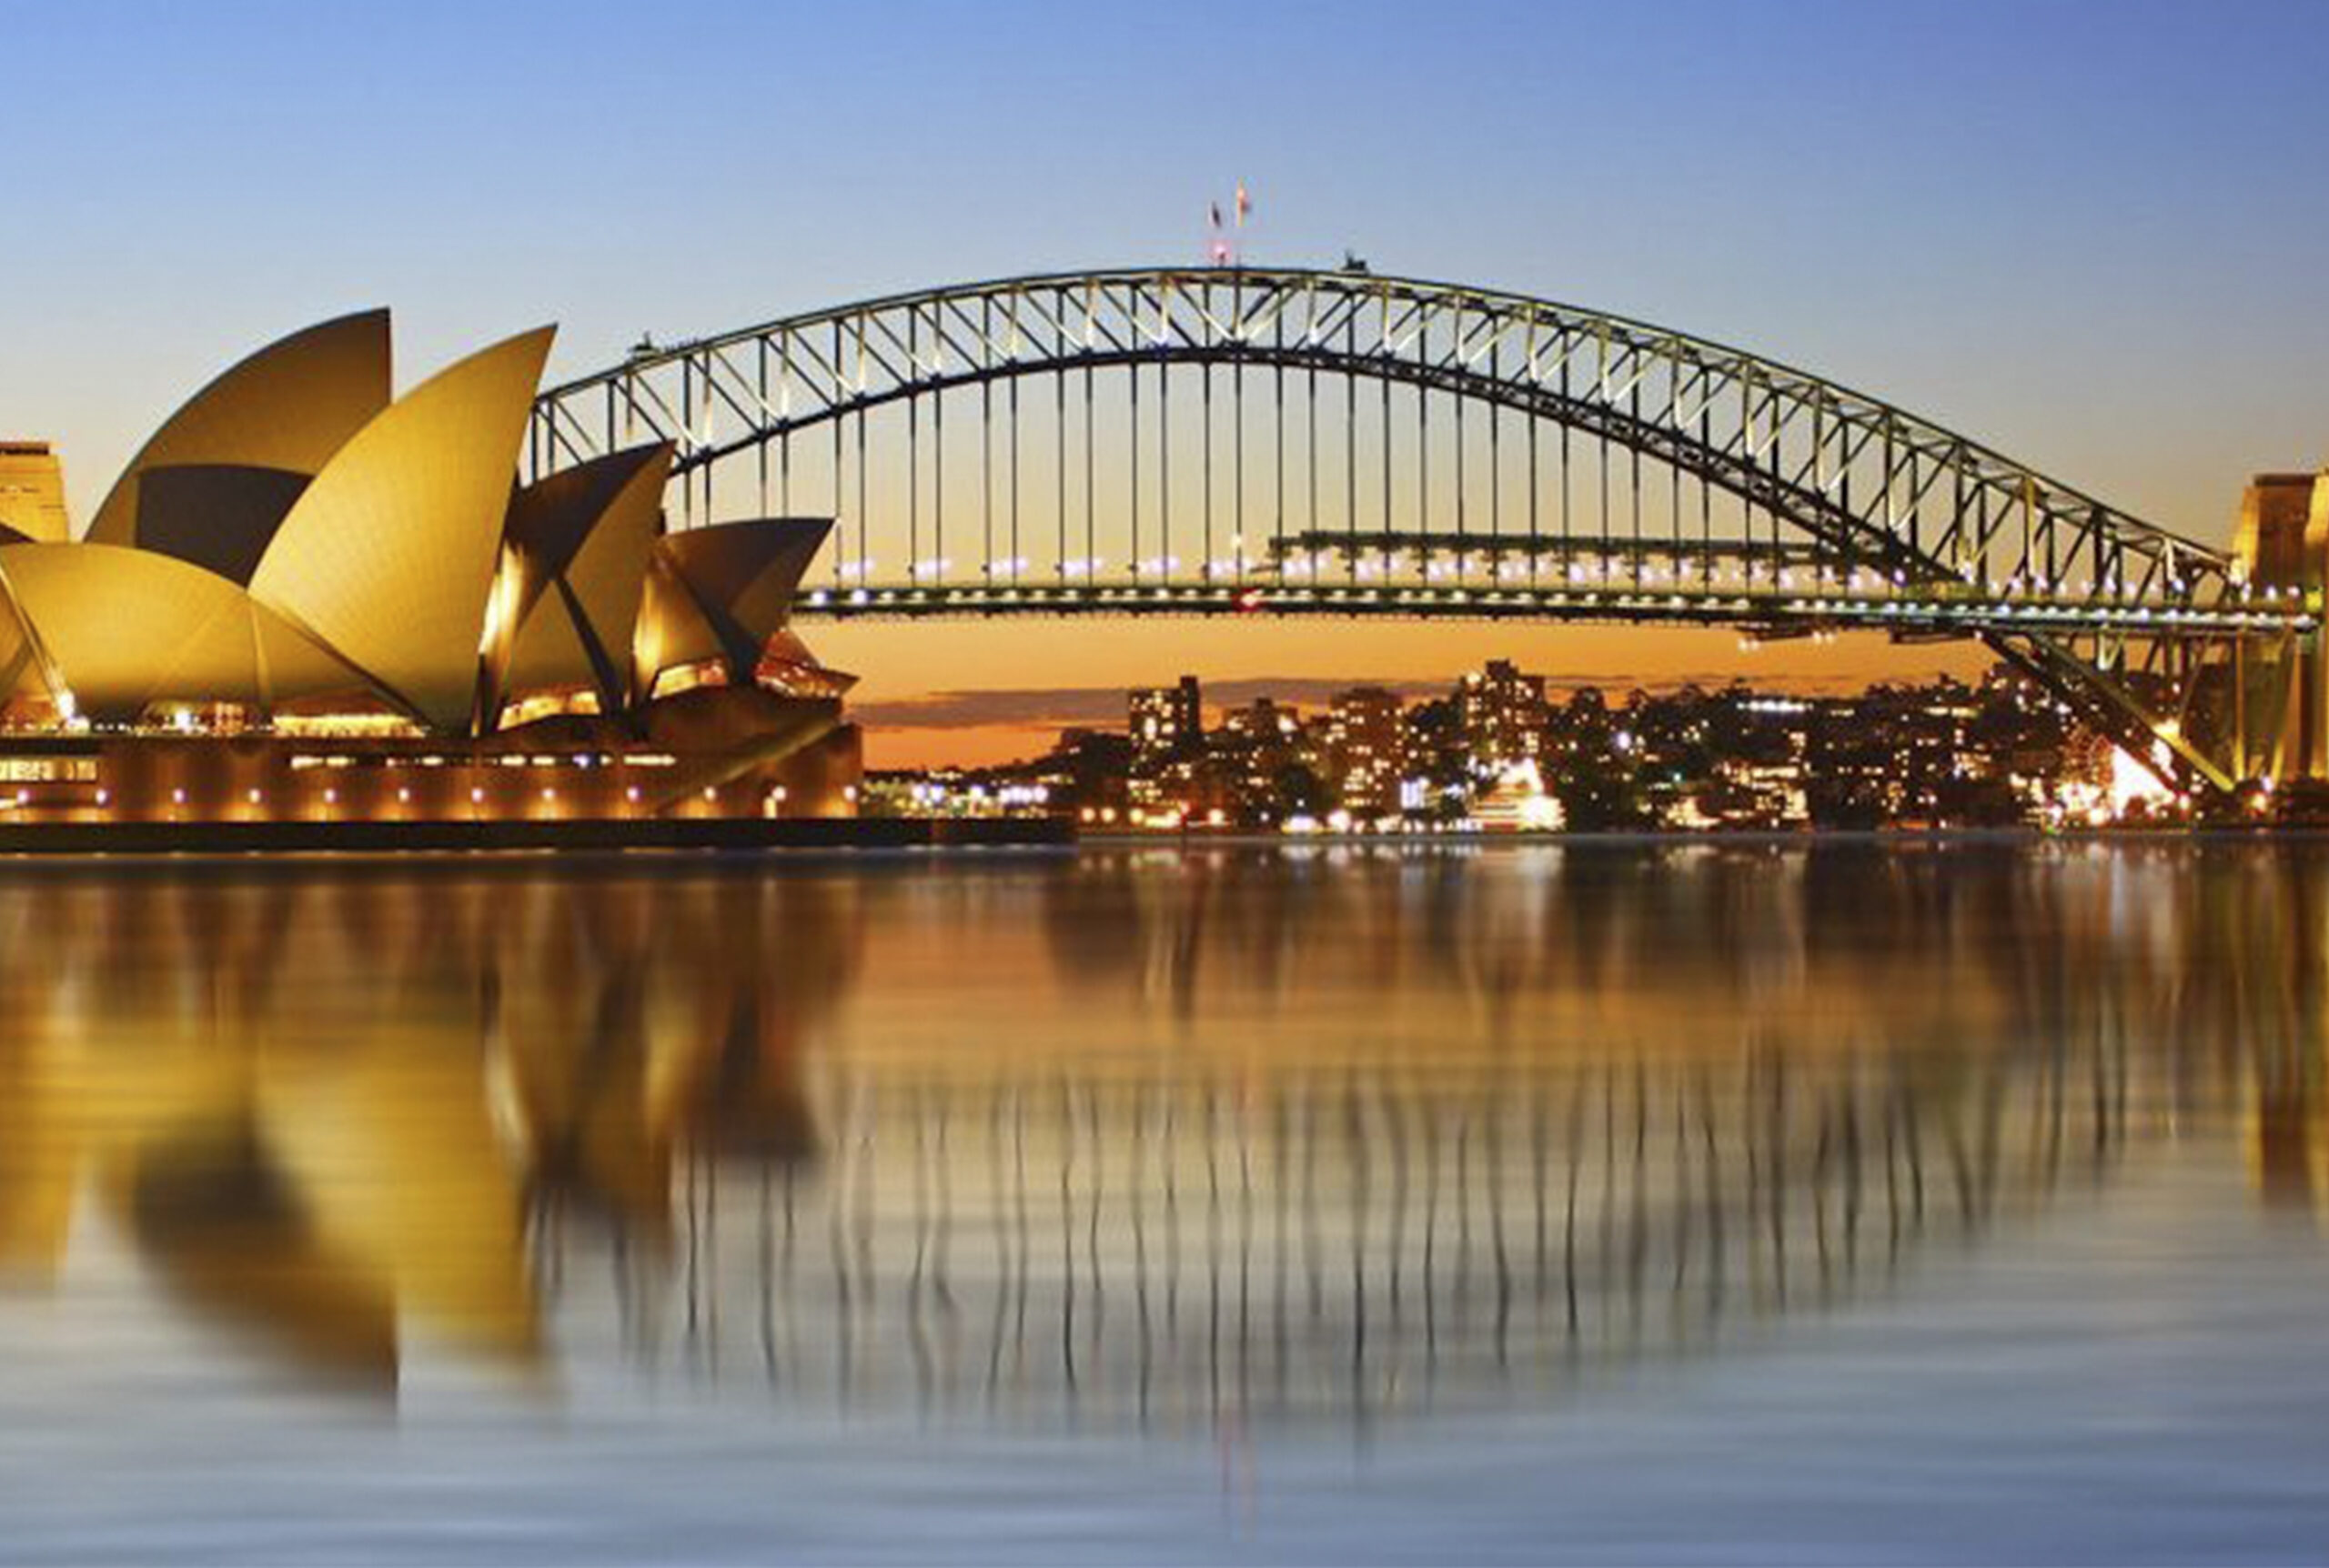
2110, 746, 2176, 819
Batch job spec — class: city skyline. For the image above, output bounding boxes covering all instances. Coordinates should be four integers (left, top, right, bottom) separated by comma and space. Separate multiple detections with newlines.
866, 657, 2144, 832
5, 1, 2325, 769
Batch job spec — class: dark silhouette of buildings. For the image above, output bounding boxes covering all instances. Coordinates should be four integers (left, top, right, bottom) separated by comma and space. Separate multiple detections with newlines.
868, 661, 2134, 831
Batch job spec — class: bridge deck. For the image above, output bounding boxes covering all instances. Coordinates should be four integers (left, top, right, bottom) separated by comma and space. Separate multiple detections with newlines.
798, 578, 2312, 639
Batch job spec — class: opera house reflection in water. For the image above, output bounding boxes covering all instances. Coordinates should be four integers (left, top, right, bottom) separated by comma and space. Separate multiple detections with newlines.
1, 845, 2321, 1442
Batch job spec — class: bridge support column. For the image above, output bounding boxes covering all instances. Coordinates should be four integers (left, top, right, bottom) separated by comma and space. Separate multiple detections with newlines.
2232, 470, 2329, 781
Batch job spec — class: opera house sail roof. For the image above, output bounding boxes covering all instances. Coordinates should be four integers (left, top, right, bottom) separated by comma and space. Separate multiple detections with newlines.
247, 326, 556, 732
0, 311, 860, 824
86, 309, 393, 571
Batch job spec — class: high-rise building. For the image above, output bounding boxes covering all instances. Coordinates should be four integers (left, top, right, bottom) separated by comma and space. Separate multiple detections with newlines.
0, 442, 71, 541
1214, 698, 1308, 822
1129, 676, 1203, 763
1326, 686, 1406, 814
1456, 658, 1547, 769
1128, 675, 1205, 811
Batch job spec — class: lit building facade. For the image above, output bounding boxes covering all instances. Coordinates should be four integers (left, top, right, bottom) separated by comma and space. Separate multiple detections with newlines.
1456, 658, 1548, 769
1127, 675, 1205, 814
1326, 687, 1406, 815
1129, 676, 1203, 761
1212, 698, 1308, 822
0, 442, 70, 542
0, 312, 860, 826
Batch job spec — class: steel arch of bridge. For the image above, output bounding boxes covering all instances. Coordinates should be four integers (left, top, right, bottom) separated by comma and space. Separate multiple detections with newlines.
529, 266, 2314, 790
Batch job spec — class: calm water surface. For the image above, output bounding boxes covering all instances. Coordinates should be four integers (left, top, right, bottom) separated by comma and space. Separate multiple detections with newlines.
1, 843, 2324, 1564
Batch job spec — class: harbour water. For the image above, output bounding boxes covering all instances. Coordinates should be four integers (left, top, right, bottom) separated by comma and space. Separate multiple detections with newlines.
0, 843, 2324, 1563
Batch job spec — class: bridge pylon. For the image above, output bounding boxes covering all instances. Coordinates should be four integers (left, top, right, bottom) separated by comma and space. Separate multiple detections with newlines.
2231, 470, 2329, 782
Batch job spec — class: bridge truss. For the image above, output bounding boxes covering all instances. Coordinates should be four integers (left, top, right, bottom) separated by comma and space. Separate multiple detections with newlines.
529, 268, 2314, 790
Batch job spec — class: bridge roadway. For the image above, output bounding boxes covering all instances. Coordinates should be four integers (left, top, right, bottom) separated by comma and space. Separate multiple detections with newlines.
794, 574, 2310, 640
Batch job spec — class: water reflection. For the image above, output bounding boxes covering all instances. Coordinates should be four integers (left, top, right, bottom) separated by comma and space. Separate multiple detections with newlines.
0, 844, 2321, 1430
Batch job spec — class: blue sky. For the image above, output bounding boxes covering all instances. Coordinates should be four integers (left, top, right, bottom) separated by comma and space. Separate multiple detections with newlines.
5, 0, 2324, 756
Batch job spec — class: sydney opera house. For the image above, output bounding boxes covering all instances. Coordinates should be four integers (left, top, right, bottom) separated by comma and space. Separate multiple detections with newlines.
0, 312, 860, 828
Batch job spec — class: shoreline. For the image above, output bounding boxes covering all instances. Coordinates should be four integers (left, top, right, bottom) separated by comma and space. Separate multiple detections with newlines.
0, 818, 2317, 861
0, 816, 1073, 858
1078, 825, 2323, 846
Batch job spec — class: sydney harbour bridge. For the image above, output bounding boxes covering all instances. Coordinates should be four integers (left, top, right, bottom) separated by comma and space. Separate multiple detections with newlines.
529, 266, 2318, 796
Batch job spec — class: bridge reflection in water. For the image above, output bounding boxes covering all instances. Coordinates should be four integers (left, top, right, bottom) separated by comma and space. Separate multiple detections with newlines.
0, 847, 2320, 1429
